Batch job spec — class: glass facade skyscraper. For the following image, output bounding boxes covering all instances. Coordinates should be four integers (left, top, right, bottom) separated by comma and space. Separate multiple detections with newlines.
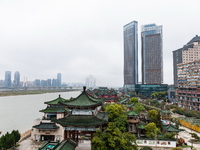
141, 24, 163, 84
5, 71, 11, 87
13, 71, 20, 87
123, 21, 138, 89
57, 73, 61, 87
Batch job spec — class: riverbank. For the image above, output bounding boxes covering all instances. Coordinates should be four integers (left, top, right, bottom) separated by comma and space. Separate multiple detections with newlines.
0, 89, 79, 97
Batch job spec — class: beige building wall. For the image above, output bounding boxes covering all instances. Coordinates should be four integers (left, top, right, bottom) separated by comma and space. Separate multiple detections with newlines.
31, 119, 65, 142
182, 42, 200, 63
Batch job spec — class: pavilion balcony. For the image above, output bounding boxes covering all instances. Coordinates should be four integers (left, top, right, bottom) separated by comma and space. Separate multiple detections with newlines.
128, 119, 139, 124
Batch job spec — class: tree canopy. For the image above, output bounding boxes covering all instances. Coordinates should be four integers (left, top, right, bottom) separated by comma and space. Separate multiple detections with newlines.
151, 92, 168, 100
105, 103, 127, 132
129, 97, 138, 104
91, 122, 138, 150
133, 103, 145, 113
144, 122, 161, 139
147, 109, 162, 129
105, 104, 126, 120
0, 130, 20, 149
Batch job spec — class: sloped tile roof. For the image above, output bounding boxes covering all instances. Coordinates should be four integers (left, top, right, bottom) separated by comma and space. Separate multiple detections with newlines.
33, 122, 59, 129
60, 87, 104, 108
187, 35, 200, 44
39, 106, 69, 113
52, 111, 108, 127
55, 138, 77, 150
45, 95, 67, 105
162, 124, 183, 132
126, 110, 139, 116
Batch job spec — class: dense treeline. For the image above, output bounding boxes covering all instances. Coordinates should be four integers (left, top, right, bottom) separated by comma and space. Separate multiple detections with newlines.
0, 130, 20, 149
0, 89, 76, 97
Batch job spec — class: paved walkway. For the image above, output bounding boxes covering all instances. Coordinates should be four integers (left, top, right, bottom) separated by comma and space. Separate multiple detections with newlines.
15, 137, 43, 150
15, 137, 91, 150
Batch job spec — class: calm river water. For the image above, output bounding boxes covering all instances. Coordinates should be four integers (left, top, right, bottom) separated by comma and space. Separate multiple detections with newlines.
0, 91, 80, 135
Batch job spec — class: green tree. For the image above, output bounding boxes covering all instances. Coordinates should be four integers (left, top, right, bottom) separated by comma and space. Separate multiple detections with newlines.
144, 122, 161, 138
129, 97, 138, 104
113, 114, 128, 132
151, 92, 168, 100
140, 146, 153, 150
105, 104, 126, 121
91, 122, 138, 150
148, 109, 162, 129
190, 133, 200, 141
12, 130, 20, 145
171, 148, 182, 150
133, 103, 145, 113
163, 132, 176, 140
105, 104, 127, 132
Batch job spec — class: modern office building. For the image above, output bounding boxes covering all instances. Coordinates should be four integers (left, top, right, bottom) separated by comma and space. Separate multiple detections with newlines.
173, 35, 200, 86
47, 79, 52, 87
134, 84, 168, 98
85, 75, 96, 88
141, 23, 163, 84
34, 79, 41, 87
176, 60, 200, 111
52, 78, 57, 87
13, 71, 20, 87
123, 21, 138, 92
41, 80, 47, 87
4, 71, 11, 87
57, 73, 61, 87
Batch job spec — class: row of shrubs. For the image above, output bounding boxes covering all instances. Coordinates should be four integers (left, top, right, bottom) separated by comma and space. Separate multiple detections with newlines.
165, 105, 200, 119
0, 130, 20, 149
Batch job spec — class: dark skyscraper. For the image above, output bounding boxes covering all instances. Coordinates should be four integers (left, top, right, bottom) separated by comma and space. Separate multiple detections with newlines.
13, 71, 20, 87
123, 21, 138, 89
57, 73, 61, 87
141, 24, 163, 84
5, 71, 11, 87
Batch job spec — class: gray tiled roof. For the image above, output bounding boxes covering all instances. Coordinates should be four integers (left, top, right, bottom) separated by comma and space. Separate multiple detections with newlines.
187, 35, 200, 44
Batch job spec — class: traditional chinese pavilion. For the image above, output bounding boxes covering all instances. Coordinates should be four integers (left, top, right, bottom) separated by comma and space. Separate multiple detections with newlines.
52, 86, 108, 141
32, 86, 108, 143
87, 87, 119, 103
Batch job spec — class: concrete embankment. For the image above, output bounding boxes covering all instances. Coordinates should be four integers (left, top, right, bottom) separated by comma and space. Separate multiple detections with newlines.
18, 129, 32, 143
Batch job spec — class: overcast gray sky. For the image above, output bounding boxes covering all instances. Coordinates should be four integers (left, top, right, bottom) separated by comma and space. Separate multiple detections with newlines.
0, 0, 199, 87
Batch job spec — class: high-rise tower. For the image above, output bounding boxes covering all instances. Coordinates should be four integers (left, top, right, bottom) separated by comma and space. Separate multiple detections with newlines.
173, 35, 200, 86
5, 71, 11, 87
57, 73, 61, 87
141, 24, 163, 84
123, 21, 138, 90
13, 71, 20, 87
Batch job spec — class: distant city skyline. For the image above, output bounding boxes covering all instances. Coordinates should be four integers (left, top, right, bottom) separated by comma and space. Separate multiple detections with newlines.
0, 1, 200, 87
0, 71, 99, 87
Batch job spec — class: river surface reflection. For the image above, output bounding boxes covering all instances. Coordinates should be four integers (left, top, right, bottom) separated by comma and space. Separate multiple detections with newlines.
0, 91, 80, 135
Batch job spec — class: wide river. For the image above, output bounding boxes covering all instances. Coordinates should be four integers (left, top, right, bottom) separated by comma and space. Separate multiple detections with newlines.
0, 91, 80, 135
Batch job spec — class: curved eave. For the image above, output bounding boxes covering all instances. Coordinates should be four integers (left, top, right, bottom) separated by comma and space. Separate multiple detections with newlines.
59, 91, 104, 108
59, 102, 103, 109
53, 121, 108, 127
